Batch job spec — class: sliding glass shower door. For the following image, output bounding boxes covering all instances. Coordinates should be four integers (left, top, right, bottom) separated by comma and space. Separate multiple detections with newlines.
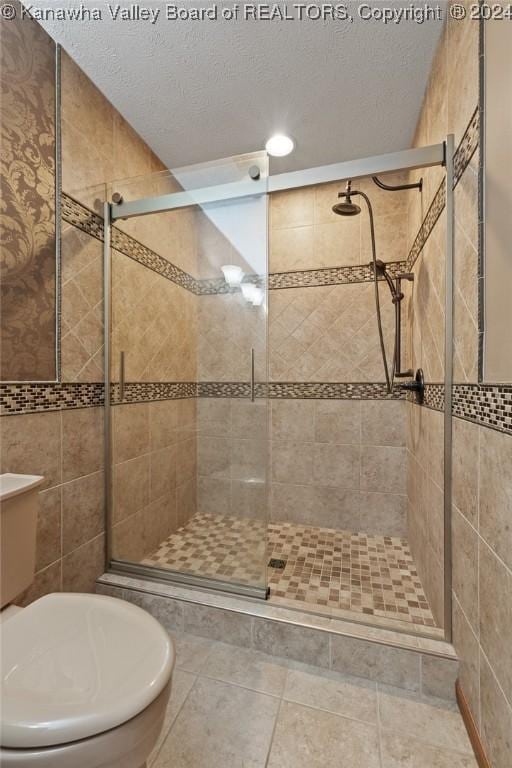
105, 152, 269, 597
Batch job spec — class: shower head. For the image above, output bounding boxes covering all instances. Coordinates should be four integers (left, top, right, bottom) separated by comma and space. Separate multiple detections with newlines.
332, 180, 361, 216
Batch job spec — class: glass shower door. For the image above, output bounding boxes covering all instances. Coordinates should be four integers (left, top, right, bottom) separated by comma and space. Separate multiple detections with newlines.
106, 152, 269, 598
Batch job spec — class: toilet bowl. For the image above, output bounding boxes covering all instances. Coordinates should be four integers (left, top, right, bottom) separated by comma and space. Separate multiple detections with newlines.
0, 593, 175, 768
0, 474, 175, 768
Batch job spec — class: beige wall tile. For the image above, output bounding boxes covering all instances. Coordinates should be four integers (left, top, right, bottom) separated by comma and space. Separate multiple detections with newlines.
452, 416, 479, 527
231, 438, 266, 482
177, 478, 197, 526
271, 400, 315, 442
19, 561, 62, 607
62, 533, 105, 592
453, 596, 480, 727
361, 446, 406, 494
197, 436, 231, 479
314, 401, 361, 445
231, 400, 267, 440
272, 441, 313, 485
479, 426, 512, 570
197, 398, 231, 437
313, 443, 360, 489
150, 445, 177, 502
0, 411, 61, 489
452, 506, 478, 633
197, 477, 231, 516
361, 401, 406, 447
112, 511, 145, 562
112, 403, 149, 464
113, 454, 149, 524
359, 492, 406, 538
479, 539, 512, 704
62, 407, 103, 482
35, 487, 62, 571
176, 437, 196, 482
270, 187, 314, 230
149, 400, 179, 449
62, 470, 105, 555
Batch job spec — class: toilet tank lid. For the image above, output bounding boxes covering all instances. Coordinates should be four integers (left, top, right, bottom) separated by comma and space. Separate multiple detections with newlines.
0, 473, 44, 501
0, 593, 175, 748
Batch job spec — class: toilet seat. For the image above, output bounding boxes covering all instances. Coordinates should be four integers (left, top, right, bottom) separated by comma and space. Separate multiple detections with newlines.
0, 593, 175, 750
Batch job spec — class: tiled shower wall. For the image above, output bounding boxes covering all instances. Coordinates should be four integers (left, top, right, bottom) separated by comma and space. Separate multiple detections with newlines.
406, 6, 512, 767
261, 178, 412, 534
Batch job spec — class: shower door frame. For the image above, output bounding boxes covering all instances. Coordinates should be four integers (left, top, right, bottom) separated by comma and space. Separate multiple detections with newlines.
104, 137, 455, 641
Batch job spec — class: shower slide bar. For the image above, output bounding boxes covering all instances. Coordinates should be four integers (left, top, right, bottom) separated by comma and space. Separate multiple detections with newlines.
110, 142, 445, 221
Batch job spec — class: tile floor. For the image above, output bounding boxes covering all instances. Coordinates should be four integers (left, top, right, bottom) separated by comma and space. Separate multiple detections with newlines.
142, 513, 436, 627
150, 630, 477, 768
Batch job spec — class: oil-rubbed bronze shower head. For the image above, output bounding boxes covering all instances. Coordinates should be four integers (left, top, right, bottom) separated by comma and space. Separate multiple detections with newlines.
332, 180, 361, 216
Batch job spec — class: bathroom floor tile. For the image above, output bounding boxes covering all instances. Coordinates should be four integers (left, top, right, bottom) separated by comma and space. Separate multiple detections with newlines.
170, 631, 215, 673
153, 676, 279, 768
267, 700, 381, 768
143, 513, 436, 628
379, 730, 478, 767
148, 670, 196, 766
197, 642, 289, 697
377, 685, 474, 754
283, 662, 378, 723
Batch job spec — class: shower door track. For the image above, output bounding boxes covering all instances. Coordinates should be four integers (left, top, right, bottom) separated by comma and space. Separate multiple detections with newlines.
110, 143, 445, 221
109, 561, 270, 601
103, 137, 455, 640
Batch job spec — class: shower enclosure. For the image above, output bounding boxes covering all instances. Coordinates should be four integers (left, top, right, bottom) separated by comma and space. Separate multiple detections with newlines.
104, 138, 455, 641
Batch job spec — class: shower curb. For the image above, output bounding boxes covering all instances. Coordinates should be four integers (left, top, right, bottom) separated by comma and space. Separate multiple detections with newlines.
97, 572, 458, 701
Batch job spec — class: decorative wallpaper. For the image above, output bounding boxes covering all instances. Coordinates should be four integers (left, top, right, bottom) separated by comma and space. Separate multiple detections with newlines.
0, 3, 57, 381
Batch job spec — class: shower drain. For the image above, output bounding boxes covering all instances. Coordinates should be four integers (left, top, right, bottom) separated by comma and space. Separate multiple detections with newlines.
268, 558, 287, 569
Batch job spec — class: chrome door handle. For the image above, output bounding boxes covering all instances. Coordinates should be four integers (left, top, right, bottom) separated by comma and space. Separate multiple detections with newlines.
250, 348, 255, 402
119, 351, 125, 401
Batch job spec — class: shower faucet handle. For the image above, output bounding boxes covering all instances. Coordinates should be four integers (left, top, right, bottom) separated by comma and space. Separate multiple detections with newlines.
398, 368, 424, 404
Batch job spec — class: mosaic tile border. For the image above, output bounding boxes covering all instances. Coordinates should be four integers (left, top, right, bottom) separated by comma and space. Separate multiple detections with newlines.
4, 379, 510, 435
0, 382, 104, 416
268, 382, 404, 400
453, 384, 512, 436
406, 180, 446, 271
406, 107, 479, 272
453, 107, 479, 188
408, 383, 512, 437
110, 381, 197, 405
197, 381, 252, 398
268, 261, 407, 290
406, 383, 445, 413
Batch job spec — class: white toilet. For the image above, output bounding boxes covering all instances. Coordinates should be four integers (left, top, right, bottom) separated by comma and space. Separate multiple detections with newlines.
0, 473, 175, 768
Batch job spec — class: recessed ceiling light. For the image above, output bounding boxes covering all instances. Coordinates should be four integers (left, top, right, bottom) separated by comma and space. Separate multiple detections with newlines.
265, 134, 295, 157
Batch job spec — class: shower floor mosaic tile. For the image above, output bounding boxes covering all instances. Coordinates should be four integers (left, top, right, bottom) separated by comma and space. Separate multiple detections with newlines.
142, 513, 436, 628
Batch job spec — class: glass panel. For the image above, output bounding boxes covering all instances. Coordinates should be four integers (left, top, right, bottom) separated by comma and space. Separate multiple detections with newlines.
108, 153, 269, 594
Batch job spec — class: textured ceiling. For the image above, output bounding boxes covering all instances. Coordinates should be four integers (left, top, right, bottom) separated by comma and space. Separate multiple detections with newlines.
35, 1, 443, 173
